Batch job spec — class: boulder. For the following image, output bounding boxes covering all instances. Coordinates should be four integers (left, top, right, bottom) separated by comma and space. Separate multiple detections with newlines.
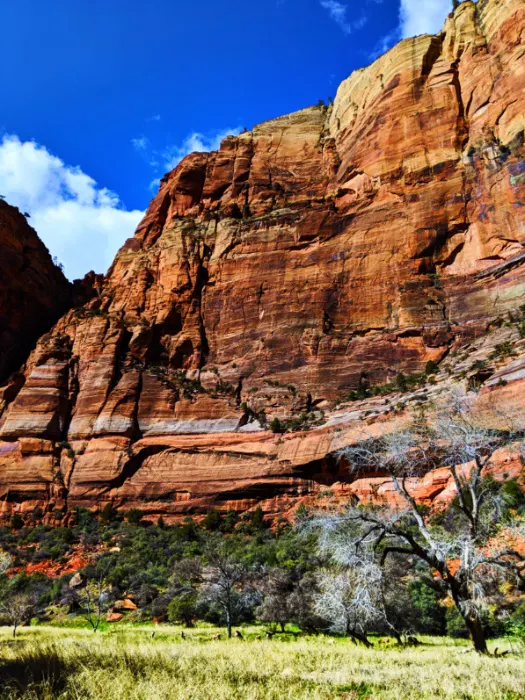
113, 599, 138, 611
106, 612, 124, 623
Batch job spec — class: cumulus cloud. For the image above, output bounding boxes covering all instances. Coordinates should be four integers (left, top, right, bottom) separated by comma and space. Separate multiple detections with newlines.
0, 134, 144, 280
163, 127, 242, 172
366, 0, 451, 63
400, 0, 452, 37
320, 0, 367, 35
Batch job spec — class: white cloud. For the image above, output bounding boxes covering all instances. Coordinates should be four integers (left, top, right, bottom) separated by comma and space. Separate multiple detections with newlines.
365, 0, 451, 64
400, 0, 451, 38
163, 127, 242, 171
0, 134, 144, 280
320, 0, 367, 35
131, 136, 149, 151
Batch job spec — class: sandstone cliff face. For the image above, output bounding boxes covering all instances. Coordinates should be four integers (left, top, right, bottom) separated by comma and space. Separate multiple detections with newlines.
1, 0, 525, 521
0, 202, 71, 385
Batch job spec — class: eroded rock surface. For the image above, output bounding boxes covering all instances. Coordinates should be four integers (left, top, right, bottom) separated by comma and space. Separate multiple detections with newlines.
1, 0, 525, 521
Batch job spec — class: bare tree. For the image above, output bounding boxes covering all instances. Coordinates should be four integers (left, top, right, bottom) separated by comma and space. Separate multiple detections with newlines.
316, 568, 377, 646
315, 550, 409, 645
313, 398, 525, 654
200, 538, 249, 639
0, 553, 34, 638
0, 593, 34, 638
256, 568, 294, 633
76, 575, 110, 632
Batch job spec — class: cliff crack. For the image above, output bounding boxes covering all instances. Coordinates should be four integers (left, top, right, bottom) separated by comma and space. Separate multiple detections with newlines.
450, 60, 469, 153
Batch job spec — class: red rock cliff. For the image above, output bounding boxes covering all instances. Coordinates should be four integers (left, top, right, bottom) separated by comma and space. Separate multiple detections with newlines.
1, 0, 525, 521
0, 201, 72, 384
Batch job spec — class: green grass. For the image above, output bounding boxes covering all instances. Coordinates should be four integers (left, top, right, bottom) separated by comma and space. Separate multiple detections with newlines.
0, 626, 524, 699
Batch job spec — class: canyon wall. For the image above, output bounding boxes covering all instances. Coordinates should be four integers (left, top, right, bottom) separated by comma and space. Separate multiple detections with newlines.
1, 0, 525, 521
0, 202, 71, 385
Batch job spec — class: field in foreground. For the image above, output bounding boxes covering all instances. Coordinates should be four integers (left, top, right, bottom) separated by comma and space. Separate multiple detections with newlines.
1, 626, 524, 699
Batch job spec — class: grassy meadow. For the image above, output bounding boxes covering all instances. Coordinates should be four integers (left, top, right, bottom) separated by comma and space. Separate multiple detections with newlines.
1, 625, 524, 699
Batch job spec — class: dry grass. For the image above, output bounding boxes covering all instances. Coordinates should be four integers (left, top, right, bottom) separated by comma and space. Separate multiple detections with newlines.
0, 626, 524, 699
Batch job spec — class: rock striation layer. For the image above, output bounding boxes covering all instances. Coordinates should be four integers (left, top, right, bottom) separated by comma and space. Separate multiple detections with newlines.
1, 0, 525, 521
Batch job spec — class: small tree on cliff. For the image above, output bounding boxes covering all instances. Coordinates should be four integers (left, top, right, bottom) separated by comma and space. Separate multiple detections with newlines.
311, 396, 525, 654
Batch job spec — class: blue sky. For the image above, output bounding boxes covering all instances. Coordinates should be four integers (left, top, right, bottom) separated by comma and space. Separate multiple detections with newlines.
0, 0, 452, 279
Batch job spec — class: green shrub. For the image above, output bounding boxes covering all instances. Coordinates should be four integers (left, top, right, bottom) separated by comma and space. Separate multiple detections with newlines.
445, 607, 469, 638
201, 509, 223, 531
125, 509, 144, 526
424, 360, 439, 375
11, 514, 24, 530
168, 593, 198, 627
505, 601, 525, 637
270, 417, 283, 433
489, 341, 513, 360
408, 581, 446, 635
502, 479, 525, 510
346, 385, 370, 401
100, 503, 120, 524
214, 379, 235, 395
239, 507, 267, 534
469, 360, 487, 372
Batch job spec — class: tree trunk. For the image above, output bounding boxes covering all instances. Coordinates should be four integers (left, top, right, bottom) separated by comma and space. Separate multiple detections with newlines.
226, 610, 232, 639
464, 614, 488, 654
450, 586, 488, 654
280, 622, 286, 633
349, 629, 372, 648
12, 623, 17, 639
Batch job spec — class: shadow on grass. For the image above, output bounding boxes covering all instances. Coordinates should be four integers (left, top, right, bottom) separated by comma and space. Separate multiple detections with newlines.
0, 639, 182, 698
0, 644, 71, 698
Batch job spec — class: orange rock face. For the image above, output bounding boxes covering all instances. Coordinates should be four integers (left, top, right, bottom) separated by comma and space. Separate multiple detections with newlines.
0, 202, 71, 384
8, 546, 90, 579
1, 0, 525, 520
